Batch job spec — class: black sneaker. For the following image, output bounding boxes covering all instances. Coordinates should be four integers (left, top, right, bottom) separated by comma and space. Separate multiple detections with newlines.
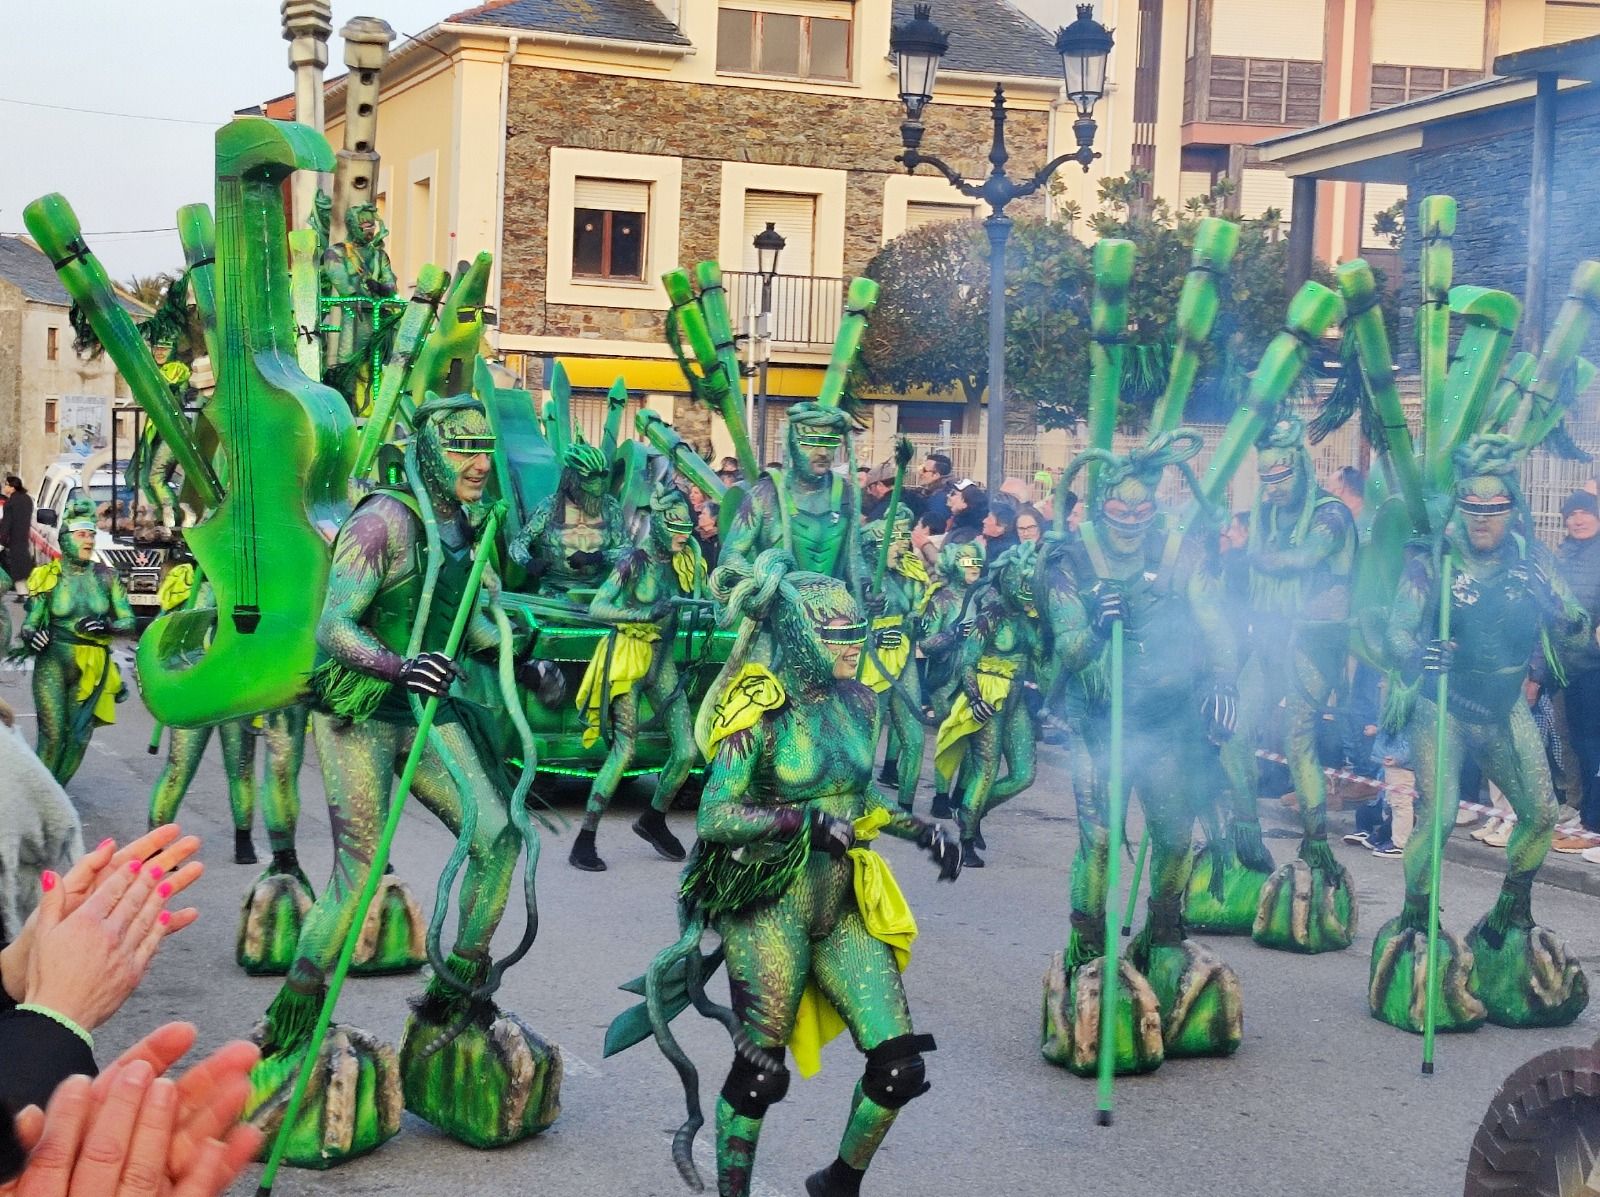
234, 829, 258, 865
1371, 842, 1404, 858
569, 829, 607, 872
960, 839, 985, 869
1342, 830, 1371, 847
632, 809, 686, 862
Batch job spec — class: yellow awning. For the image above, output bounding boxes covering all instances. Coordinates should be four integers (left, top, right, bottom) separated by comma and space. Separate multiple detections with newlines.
556, 355, 828, 399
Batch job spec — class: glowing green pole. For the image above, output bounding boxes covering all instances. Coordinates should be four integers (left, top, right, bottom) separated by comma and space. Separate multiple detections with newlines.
1121, 832, 1148, 937
1096, 618, 1125, 1126
256, 508, 503, 1196
871, 439, 914, 591
1421, 554, 1453, 1076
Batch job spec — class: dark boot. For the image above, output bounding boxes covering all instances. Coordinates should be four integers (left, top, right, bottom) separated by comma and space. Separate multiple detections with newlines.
569, 828, 607, 872
806, 1159, 865, 1197
973, 823, 987, 851
877, 760, 900, 788
960, 839, 985, 869
632, 808, 686, 862
234, 828, 258, 865
270, 848, 313, 893
929, 792, 953, 820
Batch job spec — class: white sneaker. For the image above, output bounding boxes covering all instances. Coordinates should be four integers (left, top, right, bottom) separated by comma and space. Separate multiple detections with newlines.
1483, 822, 1512, 849
1469, 818, 1500, 843
1582, 845, 1600, 865
1455, 806, 1480, 827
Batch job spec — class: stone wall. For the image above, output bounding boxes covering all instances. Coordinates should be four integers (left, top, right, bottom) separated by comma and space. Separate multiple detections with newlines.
500, 67, 1050, 341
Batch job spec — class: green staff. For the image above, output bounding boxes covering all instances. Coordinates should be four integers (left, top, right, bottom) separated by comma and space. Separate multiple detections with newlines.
257, 507, 503, 1196
1421, 554, 1453, 1075
872, 438, 915, 590
1096, 616, 1125, 1126
1121, 832, 1148, 936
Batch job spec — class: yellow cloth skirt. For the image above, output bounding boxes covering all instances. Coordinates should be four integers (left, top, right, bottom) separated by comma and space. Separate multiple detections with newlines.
574, 623, 660, 747
73, 642, 122, 725
933, 657, 1018, 780
857, 615, 911, 694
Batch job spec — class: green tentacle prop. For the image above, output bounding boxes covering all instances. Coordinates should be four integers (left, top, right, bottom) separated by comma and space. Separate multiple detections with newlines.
1430, 286, 1521, 494
816, 277, 881, 410
1151, 218, 1241, 434
1484, 351, 1537, 434
1418, 196, 1456, 462
176, 204, 220, 368
872, 438, 915, 592
692, 261, 760, 480
353, 264, 450, 478
256, 504, 503, 1197
1511, 260, 1600, 449
636, 410, 728, 501
1085, 239, 1136, 506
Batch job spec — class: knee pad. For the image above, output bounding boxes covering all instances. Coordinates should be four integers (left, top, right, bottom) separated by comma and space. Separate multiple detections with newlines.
721, 1048, 791, 1119
861, 1032, 936, 1109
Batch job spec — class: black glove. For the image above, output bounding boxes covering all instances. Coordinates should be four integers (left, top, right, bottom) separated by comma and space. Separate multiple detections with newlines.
876, 626, 905, 652
1201, 680, 1239, 745
1087, 583, 1124, 637
965, 683, 996, 725
521, 555, 549, 584
1021, 682, 1045, 720
516, 657, 568, 707
75, 615, 111, 636
23, 627, 51, 653
396, 652, 460, 698
1422, 639, 1454, 678
865, 593, 888, 618
808, 808, 855, 859
918, 822, 962, 881
567, 549, 606, 572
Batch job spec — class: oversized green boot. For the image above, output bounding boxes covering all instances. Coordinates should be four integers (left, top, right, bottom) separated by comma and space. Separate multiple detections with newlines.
1368, 896, 1488, 1034
399, 953, 563, 1148
1184, 824, 1273, 935
1040, 927, 1164, 1077
1464, 877, 1589, 1029
349, 873, 426, 975
1252, 837, 1357, 953
244, 978, 402, 1168
1131, 898, 1243, 1058
236, 851, 315, 976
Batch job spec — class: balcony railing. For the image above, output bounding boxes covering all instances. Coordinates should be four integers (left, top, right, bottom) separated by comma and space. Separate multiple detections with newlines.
724, 271, 843, 349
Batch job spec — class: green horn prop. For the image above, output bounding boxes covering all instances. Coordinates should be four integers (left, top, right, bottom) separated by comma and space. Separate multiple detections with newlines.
352, 263, 449, 478
692, 261, 760, 481
177, 204, 221, 368
1193, 281, 1344, 511
1417, 196, 1457, 460
663, 268, 733, 402
635, 409, 726, 500
1429, 286, 1521, 491
1337, 260, 1430, 535
1513, 260, 1600, 449
1151, 218, 1241, 433
817, 277, 881, 410
256, 508, 504, 1197
287, 228, 322, 380
410, 252, 492, 421
1484, 351, 1537, 434
24, 193, 223, 509
1085, 239, 1136, 505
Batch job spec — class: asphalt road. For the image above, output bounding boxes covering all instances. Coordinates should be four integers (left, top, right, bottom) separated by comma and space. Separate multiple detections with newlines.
5, 644, 1597, 1197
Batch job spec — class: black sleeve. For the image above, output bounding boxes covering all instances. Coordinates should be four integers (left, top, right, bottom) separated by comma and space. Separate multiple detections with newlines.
0, 1096, 25, 1185
0, 1008, 97, 1112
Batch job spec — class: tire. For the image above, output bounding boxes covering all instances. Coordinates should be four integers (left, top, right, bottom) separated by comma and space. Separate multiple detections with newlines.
1464, 1041, 1600, 1196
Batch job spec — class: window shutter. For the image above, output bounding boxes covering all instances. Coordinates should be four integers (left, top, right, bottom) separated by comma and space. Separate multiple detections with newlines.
905, 201, 978, 229
1546, 2, 1600, 43
1179, 170, 1214, 207
1211, 0, 1325, 59
1372, 0, 1484, 69
574, 178, 650, 213
742, 192, 816, 275
1238, 168, 1294, 226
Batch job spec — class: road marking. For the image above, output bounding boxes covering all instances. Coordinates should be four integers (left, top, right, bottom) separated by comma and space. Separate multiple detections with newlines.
562, 1051, 602, 1079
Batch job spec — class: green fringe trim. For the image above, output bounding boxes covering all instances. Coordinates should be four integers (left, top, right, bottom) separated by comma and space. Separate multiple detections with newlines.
1485, 875, 1535, 937
1232, 820, 1274, 874
1399, 892, 1429, 933
1380, 670, 1420, 735
306, 659, 393, 722
261, 984, 324, 1056
1299, 836, 1339, 876
680, 831, 810, 918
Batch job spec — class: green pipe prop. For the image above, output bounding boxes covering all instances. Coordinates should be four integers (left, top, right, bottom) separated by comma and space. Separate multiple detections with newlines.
1192, 281, 1344, 513
1514, 260, 1600, 448
1096, 618, 1126, 1126
353, 264, 449, 478
635, 409, 727, 501
1484, 351, 1537, 435
1417, 196, 1457, 464
1421, 554, 1454, 1076
1338, 260, 1430, 536
1121, 831, 1149, 937
287, 228, 322, 381
871, 438, 915, 591
257, 507, 503, 1195
600, 377, 629, 463
177, 204, 221, 369
816, 277, 881, 410
691, 261, 760, 481
411, 253, 491, 413
1150, 218, 1241, 434
663, 268, 733, 402
25, 193, 223, 509
1084, 240, 1136, 505
1429, 286, 1521, 492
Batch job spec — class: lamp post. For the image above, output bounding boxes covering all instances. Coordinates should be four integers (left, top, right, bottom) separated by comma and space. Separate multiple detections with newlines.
752, 220, 785, 460
890, 2, 1112, 495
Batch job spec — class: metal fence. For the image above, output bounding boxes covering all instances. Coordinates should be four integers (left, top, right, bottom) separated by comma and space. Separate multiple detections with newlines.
724, 271, 844, 348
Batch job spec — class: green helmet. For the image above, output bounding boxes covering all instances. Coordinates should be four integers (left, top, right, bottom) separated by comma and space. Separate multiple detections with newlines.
563, 440, 608, 479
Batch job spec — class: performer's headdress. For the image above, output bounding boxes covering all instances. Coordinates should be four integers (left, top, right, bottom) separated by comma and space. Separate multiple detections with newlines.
1063, 430, 1205, 537
60, 496, 98, 535
785, 402, 852, 451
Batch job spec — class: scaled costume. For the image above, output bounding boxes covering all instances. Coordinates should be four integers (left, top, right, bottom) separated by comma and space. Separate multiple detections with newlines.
321, 203, 398, 414
510, 440, 628, 595
860, 505, 930, 813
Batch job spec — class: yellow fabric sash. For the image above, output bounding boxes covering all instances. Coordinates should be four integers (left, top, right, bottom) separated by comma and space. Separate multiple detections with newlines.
574, 623, 660, 747
789, 807, 917, 1077
895, 552, 930, 588
704, 664, 786, 756
933, 656, 1019, 779
25, 561, 122, 723
671, 546, 704, 596
857, 615, 911, 693
26, 560, 60, 596
157, 563, 195, 612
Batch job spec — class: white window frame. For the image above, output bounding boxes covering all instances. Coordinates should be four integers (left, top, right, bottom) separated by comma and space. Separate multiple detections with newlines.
547, 148, 682, 311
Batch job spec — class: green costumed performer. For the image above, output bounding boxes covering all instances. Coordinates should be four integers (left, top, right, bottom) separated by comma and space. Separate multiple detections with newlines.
11, 497, 133, 784
933, 541, 1045, 867
510, 437, 628, 595
860, 504, 931, 813
321, 202, 398, 415
604, 547, 961, 1197
1039, 433, 1243, 1076
569, 480, 708, 871
1370, 434, 1591, 1033
719, 402, 868, 587
247, 395, 560, 1164
921, 540, 985, 818
1201, 414, 1358, 947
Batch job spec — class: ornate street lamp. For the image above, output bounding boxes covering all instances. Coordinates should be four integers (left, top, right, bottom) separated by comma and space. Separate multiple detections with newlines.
889, 2, 1113, 495
752, 222, 786, 457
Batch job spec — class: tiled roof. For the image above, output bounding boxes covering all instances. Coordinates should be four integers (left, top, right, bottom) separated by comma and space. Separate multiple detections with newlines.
449, 0, 692, 47
0, 236, 71, 306
894, 0, 1063, 81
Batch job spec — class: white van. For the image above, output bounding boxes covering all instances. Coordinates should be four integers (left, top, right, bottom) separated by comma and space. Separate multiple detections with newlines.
33, 458, 166, 611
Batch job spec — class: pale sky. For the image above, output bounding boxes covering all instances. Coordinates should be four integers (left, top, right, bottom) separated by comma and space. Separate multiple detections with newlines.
1, 0, 1083, 283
